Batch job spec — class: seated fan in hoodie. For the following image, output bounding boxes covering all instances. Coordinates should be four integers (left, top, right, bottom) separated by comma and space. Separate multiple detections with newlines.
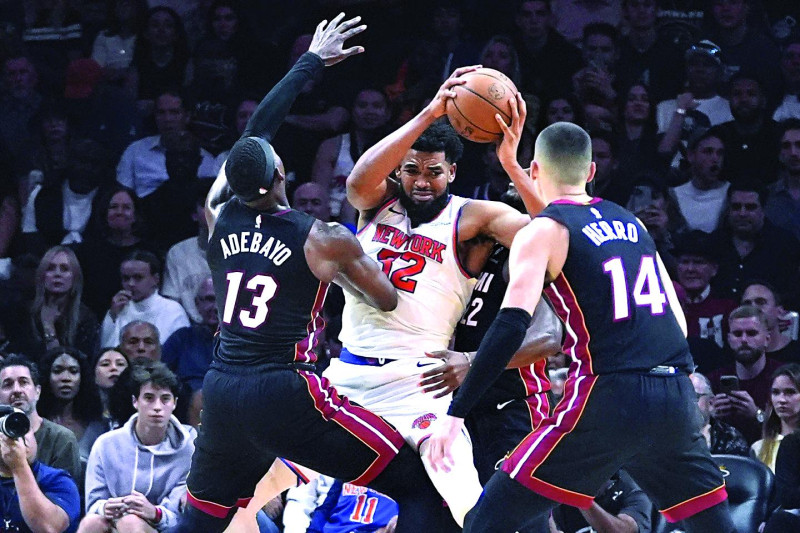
78, 362, 194, 532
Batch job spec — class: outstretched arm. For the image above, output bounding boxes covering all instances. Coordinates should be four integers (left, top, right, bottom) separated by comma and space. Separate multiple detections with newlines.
206, 14, 367, 227
458, 200, 530, 249
306, 221, 397, 312
244, 13, 365, 142
346, 66, 479, 215
495, 93, 546, 216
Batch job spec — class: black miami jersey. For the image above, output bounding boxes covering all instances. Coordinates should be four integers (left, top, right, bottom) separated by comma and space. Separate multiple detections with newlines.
454, 244, 550, 408
206, 198, 327, 365
539, 198, 692, 376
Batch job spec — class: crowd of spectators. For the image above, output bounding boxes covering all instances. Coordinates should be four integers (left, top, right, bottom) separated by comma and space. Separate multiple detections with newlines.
0, 0, 797, 531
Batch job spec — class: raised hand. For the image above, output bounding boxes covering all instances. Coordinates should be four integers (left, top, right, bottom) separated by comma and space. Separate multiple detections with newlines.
0, 433, 28, 473
676, 92, 699, 112
309, 13, 367, 67
109, 290, 132, 320
424, 65, 482, 118
495, 92, 527, 166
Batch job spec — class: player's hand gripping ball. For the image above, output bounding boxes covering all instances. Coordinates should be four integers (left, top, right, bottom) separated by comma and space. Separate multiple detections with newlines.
445, 68, 519, 143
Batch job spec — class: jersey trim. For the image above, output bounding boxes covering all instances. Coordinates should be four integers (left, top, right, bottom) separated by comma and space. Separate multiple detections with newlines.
293, 281, 330, 364
660, 484, 728, 523
298, 371, 404, 486
186, 491, 253, 518
356, 197, 398, 237
280, 458, 312, 484
544, 274, 594, 376
517, 473, 595, 509
452, 199, 474, 279
549, 197, 602, 206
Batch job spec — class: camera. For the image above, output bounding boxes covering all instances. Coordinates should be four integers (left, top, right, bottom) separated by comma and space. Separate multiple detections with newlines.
0, 405, 29, 439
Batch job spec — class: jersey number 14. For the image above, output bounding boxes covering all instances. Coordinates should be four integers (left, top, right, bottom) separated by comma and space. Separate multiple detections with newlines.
602, 255, 667, 321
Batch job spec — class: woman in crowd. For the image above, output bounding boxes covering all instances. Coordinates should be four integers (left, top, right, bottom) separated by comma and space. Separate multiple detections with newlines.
188, 0, 263, 95
752, 364, 800, 472
537, 93, 584, 132
615, 83, 662, 182
93, 347, 130, 423
74, 184, 159, 318
38, 347, 106, 462
7, 246, 98, 361
130, 6, 189, 116
764, 427, 800, 532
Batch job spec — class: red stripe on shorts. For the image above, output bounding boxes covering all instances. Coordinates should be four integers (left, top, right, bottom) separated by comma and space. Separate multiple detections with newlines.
661, 484, 728, 523
501, 373, 598, 504
299, 371, 405, 486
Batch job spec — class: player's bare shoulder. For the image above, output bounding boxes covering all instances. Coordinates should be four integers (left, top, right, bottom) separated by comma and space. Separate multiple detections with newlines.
307, 219, 358, 248
457, 198, 529, 245
305, 220, 363, 280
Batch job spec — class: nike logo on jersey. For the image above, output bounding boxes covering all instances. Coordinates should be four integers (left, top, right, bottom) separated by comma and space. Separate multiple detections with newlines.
496, 400, 514, 410
416, 362, 439, 368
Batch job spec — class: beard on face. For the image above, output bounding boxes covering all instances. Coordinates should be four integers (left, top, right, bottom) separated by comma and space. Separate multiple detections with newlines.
397, 184, 451, 227
734, 345, 763, 365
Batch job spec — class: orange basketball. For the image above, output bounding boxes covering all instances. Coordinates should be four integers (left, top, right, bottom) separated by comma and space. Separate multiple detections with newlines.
445, 68, 518, 143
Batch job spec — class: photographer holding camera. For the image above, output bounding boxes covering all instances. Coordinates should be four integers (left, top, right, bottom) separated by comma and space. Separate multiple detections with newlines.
0, 405, 80, 533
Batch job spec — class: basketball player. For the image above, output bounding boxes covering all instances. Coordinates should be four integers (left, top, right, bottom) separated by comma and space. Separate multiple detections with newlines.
419, 183, 563, 533
419, 183, 562, 488
321, 67, 542, 526
428, 122, 735, 533
168, 15, 446, 533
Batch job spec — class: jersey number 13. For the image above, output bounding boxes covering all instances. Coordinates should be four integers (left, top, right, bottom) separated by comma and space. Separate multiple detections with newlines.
221, 272, 278, 328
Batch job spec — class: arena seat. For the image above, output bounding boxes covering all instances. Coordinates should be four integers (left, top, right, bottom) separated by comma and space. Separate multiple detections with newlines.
650, 454, 774, 533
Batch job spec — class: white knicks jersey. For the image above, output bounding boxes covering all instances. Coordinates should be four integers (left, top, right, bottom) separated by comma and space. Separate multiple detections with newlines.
339, 195, 477, 359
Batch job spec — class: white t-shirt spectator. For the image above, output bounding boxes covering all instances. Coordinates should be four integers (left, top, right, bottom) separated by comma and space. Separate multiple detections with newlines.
101, 292, 190, 347
656, 95, 734, 133
670, 181, 730, 233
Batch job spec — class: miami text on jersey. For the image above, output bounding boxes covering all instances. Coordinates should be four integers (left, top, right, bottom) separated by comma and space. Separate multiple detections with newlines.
219, 231, 292, 265
371, 223, 446, 263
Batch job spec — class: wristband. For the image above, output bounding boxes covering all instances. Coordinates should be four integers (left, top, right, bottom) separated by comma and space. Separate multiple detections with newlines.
152, 506, 163, 524
464, 352, 475, 365
675, 108, 686, 116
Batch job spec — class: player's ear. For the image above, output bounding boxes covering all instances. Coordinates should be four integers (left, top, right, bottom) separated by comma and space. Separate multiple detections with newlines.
586, 161, 596, 184
448, 162, 457, 183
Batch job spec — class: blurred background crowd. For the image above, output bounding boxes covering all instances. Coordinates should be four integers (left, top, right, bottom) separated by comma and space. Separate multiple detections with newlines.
0, 0, 799, 531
